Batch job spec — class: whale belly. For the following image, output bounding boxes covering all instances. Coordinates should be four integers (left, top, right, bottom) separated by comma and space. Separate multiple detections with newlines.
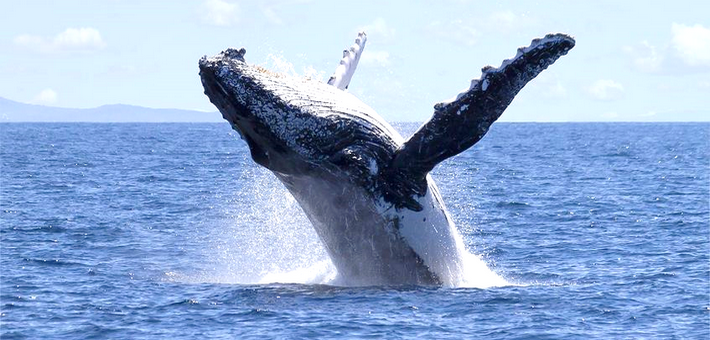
275, 172, 439, 286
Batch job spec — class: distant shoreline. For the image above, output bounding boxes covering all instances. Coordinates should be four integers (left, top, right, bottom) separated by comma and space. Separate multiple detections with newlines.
2, 121, 709, 125
2, 97, 708, 124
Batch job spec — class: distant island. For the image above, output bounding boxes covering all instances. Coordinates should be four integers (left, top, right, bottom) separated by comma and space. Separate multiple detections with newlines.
0, 97, 223, 123
2, 96, 707, 123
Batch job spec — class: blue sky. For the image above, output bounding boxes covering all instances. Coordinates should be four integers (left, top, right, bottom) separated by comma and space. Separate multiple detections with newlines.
2, 0, 708, 122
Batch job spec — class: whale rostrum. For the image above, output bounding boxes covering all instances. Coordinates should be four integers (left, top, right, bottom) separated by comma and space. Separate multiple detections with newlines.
199, 32, 575, 285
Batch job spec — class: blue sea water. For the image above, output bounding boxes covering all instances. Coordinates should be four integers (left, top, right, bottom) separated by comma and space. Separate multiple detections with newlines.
1, 122, 708, 339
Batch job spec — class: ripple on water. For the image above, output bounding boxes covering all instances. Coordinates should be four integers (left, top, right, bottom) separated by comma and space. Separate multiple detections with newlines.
0, 123, 707, 339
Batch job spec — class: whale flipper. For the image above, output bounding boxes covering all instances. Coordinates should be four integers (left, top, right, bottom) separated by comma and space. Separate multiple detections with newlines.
328, 32, 367, 90
394, 34, 574, 178
381, 34, 575, 210
199, 32, 576, 285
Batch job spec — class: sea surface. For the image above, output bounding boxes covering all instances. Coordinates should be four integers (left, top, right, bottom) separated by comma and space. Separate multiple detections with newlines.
1, 122, 708, 339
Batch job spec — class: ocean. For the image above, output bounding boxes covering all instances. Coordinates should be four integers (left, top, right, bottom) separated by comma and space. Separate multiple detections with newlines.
1, 122, 708, 339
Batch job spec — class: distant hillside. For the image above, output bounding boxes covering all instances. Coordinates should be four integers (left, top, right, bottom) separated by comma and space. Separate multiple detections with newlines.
0, 97, 223, 122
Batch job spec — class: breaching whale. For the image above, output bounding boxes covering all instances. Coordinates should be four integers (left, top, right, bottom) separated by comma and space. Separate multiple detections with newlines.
199, 32, 575, 286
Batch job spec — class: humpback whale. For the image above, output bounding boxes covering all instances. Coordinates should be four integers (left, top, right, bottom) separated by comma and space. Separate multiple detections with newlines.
199, 32, 575, 286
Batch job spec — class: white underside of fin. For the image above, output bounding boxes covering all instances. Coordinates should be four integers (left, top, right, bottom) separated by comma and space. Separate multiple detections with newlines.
328, 32, 367, 90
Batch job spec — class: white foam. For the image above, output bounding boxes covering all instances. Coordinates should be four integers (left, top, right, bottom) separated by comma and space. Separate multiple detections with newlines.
183, 166, 331, 285
177, 166, 509, 288
257, 260, 338, 285
458, 252, 509, 288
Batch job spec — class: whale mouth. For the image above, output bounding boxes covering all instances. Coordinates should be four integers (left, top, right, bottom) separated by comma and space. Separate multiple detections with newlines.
199, 61, 266, 163
199, 57, 301, 174
199, 63, 244, 127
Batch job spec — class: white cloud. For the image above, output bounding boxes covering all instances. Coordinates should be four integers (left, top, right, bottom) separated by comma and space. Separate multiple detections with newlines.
13, 35, 44, 50
601, 111, 619, 119
671, 23, 710, 67
34, 89, 58, 105
361, 50, 390, 66
625, 41, 663, 73
489, 11, 518, 26
262, 7, 283, 25
487, 11, 536, 34
201, 0, 239, 27
626, 23, 710, 74
588, 79, 624, 101
257, 0, 315, 26
425, 20, 480, 46
638, 111, 657, 118
54, 28, 105, 50
424, 11, 534, 45
14, 27, 106, 53
546, 81, 568, 98
360, 18, 395, 42
535, 73, 568, 98
423, 10, 533, 47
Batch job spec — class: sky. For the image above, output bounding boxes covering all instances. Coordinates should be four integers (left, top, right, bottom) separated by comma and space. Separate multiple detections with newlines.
1, 0, 709, 122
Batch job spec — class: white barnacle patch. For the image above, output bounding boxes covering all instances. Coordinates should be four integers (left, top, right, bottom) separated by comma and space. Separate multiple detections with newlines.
456, 103, 469, 116
368, 158, 378, 175
481, 78, 490, 91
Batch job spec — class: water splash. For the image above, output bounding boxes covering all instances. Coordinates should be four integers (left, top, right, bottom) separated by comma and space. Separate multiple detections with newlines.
459, 252, 509, 288
186, 161, 508, 288
260, 53, 327, 82
191, 163, 333, 285
186, 56, 508, 288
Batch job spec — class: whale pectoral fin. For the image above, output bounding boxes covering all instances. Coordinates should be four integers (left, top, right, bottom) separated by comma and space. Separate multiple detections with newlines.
327, 32, 367, 90
391, 33, 575, 177
380, 168, 426, 211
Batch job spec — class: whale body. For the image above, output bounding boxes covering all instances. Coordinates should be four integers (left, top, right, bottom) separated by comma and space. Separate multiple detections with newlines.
199, 33, 575, 286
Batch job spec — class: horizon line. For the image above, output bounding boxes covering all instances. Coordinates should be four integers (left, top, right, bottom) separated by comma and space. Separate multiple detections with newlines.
2, 96, 708, 124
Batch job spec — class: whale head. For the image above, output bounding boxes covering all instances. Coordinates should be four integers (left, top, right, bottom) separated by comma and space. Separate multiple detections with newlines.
199, 48, 303, 174
199, 48, 401, 178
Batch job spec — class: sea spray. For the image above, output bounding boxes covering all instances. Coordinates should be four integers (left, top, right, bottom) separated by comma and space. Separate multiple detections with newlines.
192, 51, 512, 287
188, 148, 332, 285
190, 141, 508, 288
170, 123, 510, 287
